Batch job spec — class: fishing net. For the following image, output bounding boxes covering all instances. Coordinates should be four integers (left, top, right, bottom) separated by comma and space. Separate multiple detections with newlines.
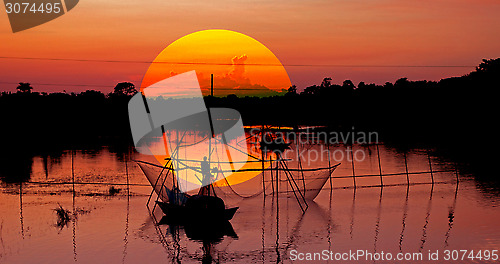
135, 126, 344, 209
135, 141, 339, 205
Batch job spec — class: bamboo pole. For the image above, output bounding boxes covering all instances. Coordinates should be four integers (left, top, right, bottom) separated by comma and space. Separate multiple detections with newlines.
327, 142, 333, 190
125, 149, 130, 195
376, 144, 383, 187
350, 145, 356, 189
270, 155, 274, 196
261, 125, 266, 197
262, 153, 266, 197
427, 151, 434, 185
404, 151, 410, 185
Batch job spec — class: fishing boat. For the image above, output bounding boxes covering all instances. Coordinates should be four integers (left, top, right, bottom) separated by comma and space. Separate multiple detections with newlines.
128, 71, 340, 223
135, 124, 340, 221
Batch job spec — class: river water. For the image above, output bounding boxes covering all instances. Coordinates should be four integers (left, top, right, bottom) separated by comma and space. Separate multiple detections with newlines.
0, 143, 498, 263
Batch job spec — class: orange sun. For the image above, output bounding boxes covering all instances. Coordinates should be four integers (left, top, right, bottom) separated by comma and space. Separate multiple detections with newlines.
140, 29, 291, 97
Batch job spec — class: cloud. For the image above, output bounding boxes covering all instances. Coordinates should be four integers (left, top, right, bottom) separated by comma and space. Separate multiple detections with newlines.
227, 54, 249, 86
210, 54, 276, 95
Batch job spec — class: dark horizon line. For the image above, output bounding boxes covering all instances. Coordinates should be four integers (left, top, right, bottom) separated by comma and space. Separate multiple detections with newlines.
0, 72, 476, 93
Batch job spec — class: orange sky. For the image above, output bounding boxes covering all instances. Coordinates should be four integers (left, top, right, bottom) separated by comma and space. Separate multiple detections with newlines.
1, 0, 500, 93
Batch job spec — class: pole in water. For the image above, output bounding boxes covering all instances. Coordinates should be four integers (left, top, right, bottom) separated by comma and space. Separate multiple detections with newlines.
270, 155, 275, 196
261, 125, 266, 197
71, 149, 75, 194
350, 145, 356, 188
125, 148, 130, 195
427, 151, 434, 185
262, 152, 266, 197
19, 180, 24, 239
404, 151, 410, 185
376, 144, 383, 187
275, 155, 279, 198
327, 142, 333, 190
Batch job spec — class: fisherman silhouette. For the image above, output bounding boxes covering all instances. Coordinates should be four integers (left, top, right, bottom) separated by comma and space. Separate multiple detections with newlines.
201, 156, 212, 186
199, 156, 215, 196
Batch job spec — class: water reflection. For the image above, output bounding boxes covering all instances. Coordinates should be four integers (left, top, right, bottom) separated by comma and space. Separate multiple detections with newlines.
419, 185, 433, 252
327, 190, 333, 254
373, 188, 382, 253
0, 144, 498, 263
19, 183, 24, 239
122, 186, 130, 264
72, 157, 77, 263
444, 184, 458, 248
349, 189, 355, 240
399, 186, 409, 252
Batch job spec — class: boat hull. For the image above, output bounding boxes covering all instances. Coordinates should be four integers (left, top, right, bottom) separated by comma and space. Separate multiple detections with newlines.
156, 195, 238, 223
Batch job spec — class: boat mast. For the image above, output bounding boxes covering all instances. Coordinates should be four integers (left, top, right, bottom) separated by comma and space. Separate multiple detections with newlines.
205, 74, 216, 196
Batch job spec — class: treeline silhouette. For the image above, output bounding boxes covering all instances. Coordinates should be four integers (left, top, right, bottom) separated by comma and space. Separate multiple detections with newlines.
210, 59, 496, 146
0, 59, 498, 182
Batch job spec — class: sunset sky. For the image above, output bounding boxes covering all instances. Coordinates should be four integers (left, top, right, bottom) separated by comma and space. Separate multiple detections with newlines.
140, 29, 291, 96
1, 0, 499, 93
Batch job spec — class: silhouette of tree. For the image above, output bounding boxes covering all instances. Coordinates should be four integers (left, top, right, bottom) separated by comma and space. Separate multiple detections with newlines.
1, 58, 498, 183
16, 82, 33, 93
286, 85, 298, 96
80, 90, 105, 99
301, 85, 318, 95
226, 94, 238, 100
112, 82, 137, 96
394, 77, 409, 88
342, 80, 355, 90
321, 77, 332, 88
301, 77, 333, 96
475, 58, 500, 73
